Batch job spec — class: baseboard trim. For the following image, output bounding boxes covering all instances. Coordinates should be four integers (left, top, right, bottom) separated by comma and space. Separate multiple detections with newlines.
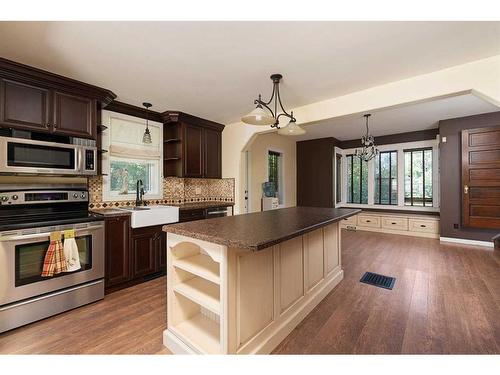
439, 236, 493, 248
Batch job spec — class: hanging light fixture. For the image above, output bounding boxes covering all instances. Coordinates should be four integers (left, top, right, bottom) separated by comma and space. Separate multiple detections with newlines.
242, 74, 305, 135
355, 114, 379, 162
142, 102, 152, 144
277, 113, 305, 136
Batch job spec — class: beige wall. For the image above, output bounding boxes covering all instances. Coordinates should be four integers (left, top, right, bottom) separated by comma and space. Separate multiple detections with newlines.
223, 55, 500, 214
246, 131, 296, 212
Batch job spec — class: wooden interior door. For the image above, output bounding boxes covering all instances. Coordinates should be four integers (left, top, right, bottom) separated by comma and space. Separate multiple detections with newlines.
462, 126, 500, 229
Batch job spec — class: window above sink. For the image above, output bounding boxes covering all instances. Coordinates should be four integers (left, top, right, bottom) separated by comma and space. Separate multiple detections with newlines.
101, 110, 164, 201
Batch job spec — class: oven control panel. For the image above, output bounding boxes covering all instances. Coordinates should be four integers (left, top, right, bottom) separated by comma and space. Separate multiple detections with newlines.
0, 190, 88, 205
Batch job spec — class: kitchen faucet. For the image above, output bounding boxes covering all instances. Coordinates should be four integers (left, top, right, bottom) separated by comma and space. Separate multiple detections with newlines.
136, 180, 146, 206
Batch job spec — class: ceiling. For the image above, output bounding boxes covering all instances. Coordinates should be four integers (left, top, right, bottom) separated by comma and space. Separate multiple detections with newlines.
294, 93, 499, 141
0, 21, 499, 124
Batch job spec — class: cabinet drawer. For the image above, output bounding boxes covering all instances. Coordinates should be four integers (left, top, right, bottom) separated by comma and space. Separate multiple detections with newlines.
342, 215, 357, 225
408, 219, 439, 234
381, 216, 408, 231
357, 215, 381, 228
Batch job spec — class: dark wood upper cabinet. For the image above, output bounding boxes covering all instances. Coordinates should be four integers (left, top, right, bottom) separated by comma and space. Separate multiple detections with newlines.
462, 126, 500, 229
105, 215, 131, 288
0, 57, 116, 140
0, 79, 51, 132
163, 111, 224, 178
53, 91, 96, 139
184, 123, 204, 178
204, 127, 222, 178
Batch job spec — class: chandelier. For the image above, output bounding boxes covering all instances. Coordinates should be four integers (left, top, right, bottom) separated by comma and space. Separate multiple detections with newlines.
355, 114, 379, 161
241, 74, 305, 136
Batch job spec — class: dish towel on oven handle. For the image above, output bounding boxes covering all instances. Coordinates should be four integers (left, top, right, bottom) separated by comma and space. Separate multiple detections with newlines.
63, 229, 81, 272
41, 231, 67, 277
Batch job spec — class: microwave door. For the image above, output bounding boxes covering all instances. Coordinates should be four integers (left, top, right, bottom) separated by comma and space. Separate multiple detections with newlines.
0, 137, 80, 175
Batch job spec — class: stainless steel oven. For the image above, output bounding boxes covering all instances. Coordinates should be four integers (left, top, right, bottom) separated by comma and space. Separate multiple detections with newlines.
0, 188, 104, 332
0, 136, 97, 176
0, 222, 104, 332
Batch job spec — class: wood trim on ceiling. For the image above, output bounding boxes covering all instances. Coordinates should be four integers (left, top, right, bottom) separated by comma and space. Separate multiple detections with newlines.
0, 57, 116, 107
338, 128, 439, 149
105, 100, 164, 123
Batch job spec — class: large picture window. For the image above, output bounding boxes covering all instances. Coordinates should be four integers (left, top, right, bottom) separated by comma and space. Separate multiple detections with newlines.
374, 151, 397, 205
404, 148, 433, 206
346, 155, 368, 204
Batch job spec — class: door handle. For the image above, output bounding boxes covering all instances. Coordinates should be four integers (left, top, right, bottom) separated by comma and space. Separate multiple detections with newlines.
464, 185, 469, 194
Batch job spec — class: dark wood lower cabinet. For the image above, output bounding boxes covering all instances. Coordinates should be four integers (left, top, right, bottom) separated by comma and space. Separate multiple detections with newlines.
131, 226, 160, 278
105, 215, 131, 289
105, 217, 166, 293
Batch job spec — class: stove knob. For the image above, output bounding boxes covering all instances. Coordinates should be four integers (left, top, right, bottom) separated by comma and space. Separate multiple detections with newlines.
0, 196, 8, 202
73, 193, 79, 198
12, 195, 18, 200
81, 193, 86, 199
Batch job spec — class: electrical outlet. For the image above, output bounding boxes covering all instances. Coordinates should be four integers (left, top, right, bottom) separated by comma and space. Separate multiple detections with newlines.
453, 223, 459, 229
195, 187, 201, 195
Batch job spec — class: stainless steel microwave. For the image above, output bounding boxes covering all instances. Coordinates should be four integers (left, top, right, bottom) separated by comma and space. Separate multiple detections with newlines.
0, 136, 97, 176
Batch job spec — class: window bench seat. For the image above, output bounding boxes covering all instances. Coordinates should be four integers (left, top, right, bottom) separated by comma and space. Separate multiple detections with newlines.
340, 210, 440, 239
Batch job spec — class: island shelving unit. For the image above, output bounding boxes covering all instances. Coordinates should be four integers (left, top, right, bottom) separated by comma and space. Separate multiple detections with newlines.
163, 207, 360, 354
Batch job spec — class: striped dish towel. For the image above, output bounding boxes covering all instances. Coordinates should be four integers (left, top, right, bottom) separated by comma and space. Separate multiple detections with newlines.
41, 231, 68, 277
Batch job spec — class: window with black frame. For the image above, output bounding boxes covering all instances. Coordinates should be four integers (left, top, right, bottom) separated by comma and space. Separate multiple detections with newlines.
374, 151, 398, 205
404, 148, 433, 206
346, 154, 368, 204
268, 150, 282, 203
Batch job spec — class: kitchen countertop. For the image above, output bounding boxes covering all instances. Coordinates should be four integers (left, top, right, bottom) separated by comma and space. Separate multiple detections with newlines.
91, 202, 233, 217
163, 206, 360, 251
91, 208, 131, 217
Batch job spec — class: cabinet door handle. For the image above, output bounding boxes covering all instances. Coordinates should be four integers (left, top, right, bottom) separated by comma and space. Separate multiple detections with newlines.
420, 224, 426, 228
366, 220, 371, 223
392, 222, 397, 225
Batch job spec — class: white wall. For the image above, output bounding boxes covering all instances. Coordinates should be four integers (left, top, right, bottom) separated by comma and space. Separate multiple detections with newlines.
223, 55, 500, 214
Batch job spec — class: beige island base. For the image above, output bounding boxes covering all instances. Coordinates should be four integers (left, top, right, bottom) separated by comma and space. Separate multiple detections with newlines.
162, 207, 359, 354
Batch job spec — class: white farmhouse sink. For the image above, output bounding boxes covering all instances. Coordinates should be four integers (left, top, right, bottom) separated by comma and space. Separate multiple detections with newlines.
119, 205, 179, 228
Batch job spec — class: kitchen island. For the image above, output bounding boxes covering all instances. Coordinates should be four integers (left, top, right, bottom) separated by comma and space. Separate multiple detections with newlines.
162, 207, 360, 354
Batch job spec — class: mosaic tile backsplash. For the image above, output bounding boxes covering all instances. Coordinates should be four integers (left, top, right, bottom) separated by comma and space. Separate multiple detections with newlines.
88, 176, 235, 209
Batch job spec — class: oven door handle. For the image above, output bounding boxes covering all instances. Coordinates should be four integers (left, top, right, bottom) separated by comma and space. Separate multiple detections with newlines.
0, 225, 103, 242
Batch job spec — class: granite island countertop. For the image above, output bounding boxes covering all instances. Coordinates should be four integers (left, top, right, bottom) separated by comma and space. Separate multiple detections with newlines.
163, 206, 360, 251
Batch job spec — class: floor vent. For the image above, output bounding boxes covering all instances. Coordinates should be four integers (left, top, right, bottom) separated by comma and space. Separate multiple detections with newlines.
360, 272, 396, 290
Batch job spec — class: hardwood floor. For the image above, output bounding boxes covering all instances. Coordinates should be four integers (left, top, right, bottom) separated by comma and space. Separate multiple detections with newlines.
1, 229, 499, 354
274, 230, 500, 354
0, 276, 170, 354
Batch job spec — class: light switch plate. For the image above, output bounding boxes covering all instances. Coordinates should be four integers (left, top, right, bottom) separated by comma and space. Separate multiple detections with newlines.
442, 136, 447, 143
195, 187, 201, 195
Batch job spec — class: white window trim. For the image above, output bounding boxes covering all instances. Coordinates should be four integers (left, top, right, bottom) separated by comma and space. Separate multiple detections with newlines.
101, 110, 164, 202
266, 147, 286, 208
336, 138, 440, 213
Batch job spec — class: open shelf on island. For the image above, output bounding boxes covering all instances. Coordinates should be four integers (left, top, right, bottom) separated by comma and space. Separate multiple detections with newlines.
173, 254, 220, 285
173, 277, 220, 315
164, 157, 181, 161
172, 313, 220, 354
